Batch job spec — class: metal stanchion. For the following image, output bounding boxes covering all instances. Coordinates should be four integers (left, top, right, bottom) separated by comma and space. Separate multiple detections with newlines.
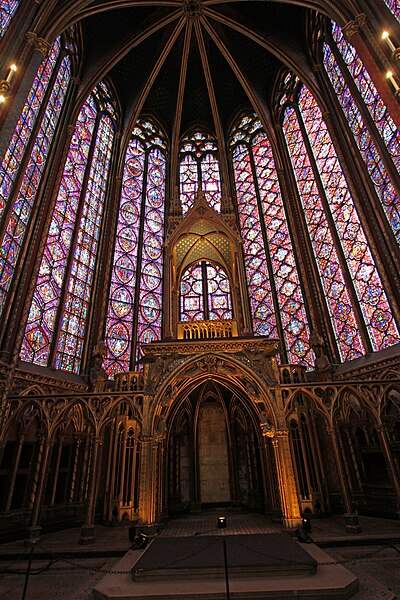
21, 544, 35, 600
222, 539, 230, 600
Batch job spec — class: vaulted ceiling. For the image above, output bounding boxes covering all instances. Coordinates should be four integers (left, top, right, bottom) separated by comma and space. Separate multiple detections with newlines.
40, 0, 346, 139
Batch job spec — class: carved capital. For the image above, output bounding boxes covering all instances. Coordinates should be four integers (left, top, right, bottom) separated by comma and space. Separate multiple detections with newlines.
25, 32, 51, 55
342, 14, 367, 40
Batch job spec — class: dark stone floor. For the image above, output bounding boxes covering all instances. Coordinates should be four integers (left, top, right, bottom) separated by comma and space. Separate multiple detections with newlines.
0, 513, 399, 599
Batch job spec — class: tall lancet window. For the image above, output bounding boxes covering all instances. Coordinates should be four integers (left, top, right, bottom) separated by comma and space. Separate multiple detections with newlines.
281, 74, 400, 362
179, 131, 221, 214
21, 82, 116, 374
0, 36, 71, 315
323, 22, 400, 244
0, 0, 19, 37
180, 261, 232, 322
231, 114, 314, 368
103, 120, 167, 377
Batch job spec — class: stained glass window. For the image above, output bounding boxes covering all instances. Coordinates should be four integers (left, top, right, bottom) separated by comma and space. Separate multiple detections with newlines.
21, 83, 116, 374
0, 37, 71, 315
180, 261, 232, 321
179, 131, 221, 214
231, 114, 314, 367
283, 81, 400, 360
383, 0, 400, 22
103, 120, 167, 377
323, 23, 400, 244
0, 0, 19, 37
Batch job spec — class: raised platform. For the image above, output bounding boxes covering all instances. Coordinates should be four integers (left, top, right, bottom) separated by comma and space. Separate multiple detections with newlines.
132, 533, 316, 580
93, 533, 359, 599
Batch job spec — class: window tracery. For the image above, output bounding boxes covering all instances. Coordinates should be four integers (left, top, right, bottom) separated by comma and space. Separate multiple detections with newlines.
179, 130, 221, 214
21, 82, 116, 374
180, 260, 232, 322
103, 120, 167, 377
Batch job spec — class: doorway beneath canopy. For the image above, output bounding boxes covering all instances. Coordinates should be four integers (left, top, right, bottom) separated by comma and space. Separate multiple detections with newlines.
165, 378, 277, 516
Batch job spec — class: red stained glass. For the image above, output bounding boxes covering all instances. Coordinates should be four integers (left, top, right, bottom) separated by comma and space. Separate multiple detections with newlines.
21, 84, 115, 373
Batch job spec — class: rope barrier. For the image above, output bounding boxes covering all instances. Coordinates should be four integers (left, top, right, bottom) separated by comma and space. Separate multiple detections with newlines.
0, 539, 398, 576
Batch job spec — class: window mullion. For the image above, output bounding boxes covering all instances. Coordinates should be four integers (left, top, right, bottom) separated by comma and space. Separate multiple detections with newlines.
197, 156, 202, 191
201, 261, 209, 321
129, 150, 149, 370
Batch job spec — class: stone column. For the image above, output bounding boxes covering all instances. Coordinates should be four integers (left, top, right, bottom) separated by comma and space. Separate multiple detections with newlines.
327, 426, 361, 533
342, 14, 400, 128
137, 435, 158, 531
375, 424, 400, 517
79, 435, 102, 544
78, 432, 91, 503
26, 438, 52, 545
4, 430, 25, 511
68, 435, 82, 503
49, 434, 64, 506
271, 430, 302, 530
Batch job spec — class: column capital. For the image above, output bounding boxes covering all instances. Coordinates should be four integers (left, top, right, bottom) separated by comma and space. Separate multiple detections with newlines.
25, 32, 51, 56
342, 14, 367, 40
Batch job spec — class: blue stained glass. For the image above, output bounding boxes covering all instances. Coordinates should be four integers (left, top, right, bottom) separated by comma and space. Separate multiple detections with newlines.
325, 24, 400, 244
0, 0, 19, 38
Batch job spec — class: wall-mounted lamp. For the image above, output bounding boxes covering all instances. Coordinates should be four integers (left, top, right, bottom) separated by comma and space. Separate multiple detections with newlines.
0, 64, 17, 95
386, 70, 400, 96
6, 64, 17, 84
382, 31, 396, 52
0, 95, 6, 104
382, 31, 400, 60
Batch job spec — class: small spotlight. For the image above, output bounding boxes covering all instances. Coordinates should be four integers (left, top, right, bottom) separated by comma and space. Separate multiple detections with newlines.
382, 31, 389, 40
133, 532, 148, 550
387, 70, 394, 79
217, 516, 226, 529
302, 516, 312, 533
